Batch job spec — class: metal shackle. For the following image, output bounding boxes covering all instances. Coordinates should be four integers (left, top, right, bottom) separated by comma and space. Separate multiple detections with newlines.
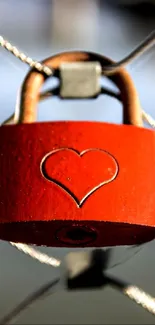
18, 51, 143, 126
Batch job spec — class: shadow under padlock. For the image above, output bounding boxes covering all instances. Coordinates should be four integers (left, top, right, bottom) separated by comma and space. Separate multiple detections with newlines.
0, 51, 155, 252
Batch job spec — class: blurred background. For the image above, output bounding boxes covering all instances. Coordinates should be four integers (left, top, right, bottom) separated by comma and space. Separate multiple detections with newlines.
0, 0, 155, 324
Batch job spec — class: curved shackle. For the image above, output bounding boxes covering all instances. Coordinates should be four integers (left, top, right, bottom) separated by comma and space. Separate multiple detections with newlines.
18, 51, 143, 126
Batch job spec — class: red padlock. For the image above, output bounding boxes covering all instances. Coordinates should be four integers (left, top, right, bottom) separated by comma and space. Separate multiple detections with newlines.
0, 51, 155, 248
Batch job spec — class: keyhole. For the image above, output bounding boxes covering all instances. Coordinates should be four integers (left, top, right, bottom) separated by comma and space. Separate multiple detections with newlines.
56, 225, 97, 246
67, 228, 91, 241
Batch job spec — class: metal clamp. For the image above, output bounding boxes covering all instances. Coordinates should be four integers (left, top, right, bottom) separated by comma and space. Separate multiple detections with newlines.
60, 62, 101, 98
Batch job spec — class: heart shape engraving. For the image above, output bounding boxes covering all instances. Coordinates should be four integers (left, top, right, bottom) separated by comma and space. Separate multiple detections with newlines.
40, 148, 118, 207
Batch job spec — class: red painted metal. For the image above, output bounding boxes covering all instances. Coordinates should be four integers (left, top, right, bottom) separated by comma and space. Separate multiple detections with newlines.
0, 121, 155, 247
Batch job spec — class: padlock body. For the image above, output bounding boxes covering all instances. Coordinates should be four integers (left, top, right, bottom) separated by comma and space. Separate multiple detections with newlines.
0, 121, 155, 247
